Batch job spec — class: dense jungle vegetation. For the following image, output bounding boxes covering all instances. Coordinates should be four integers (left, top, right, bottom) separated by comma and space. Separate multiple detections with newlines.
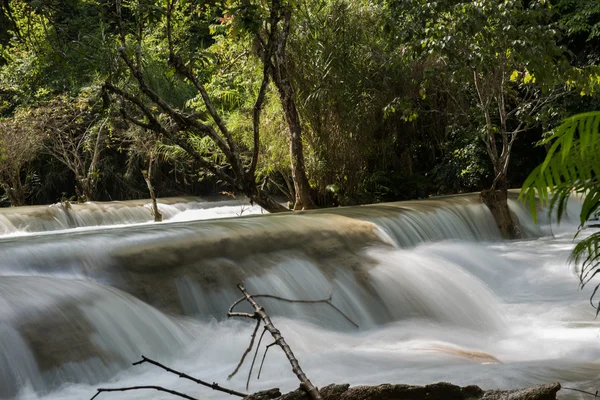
0, 0, 599, 211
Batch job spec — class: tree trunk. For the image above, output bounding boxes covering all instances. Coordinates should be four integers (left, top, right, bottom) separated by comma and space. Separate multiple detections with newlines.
81, 180, 94, 203
269, 7, 316, 211
246, 185, 288, 213
142, 156, 162, 222
272, 75, 315, 210
481, 172, 521, 239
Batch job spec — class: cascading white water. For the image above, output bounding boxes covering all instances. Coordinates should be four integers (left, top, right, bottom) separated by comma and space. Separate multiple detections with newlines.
0, 277, 191, 398
0, 194, 598, 400
0, 197, 264, 236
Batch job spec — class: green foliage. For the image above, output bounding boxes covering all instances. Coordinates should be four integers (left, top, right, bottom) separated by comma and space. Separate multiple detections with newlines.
0, 110, 43, 205
289, 0, 416, 199
431, 129, 491, 193
388, 0, 578, 193
521, 111, 600, 314
558, 0, 600, 41
1, 0, 600, 207
395, 0, 563, 70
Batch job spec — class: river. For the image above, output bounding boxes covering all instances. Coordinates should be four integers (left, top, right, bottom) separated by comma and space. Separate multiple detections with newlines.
0, 194, 597, 399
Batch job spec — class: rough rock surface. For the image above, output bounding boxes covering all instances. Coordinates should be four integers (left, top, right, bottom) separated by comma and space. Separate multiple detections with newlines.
246, 382, 561, 400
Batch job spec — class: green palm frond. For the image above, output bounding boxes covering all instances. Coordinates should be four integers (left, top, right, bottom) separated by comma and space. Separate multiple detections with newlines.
520, 111, 600, 316
188, 135, 214, 155
155, 142, 193, 164
573, 231, 600, 316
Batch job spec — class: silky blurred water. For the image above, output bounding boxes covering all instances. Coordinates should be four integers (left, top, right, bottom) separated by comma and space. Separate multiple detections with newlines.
0, 195, 597, 399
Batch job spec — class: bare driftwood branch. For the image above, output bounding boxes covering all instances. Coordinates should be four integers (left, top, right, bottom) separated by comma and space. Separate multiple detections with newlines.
91, 386, 199, 400
228, 284, 323, 400
228, 318, 262, 380
247, 327, 268, 390
258, 342, 277, 380
133, 355, 247, 397
229, 293, 358, 328
562, 387, 599, 397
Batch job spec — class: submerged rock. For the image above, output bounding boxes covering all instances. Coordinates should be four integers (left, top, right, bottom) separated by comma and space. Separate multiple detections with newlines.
246, 382, 561, 400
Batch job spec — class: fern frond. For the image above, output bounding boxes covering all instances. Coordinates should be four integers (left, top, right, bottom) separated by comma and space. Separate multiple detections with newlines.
521, 111, 600, 315
520, 111, 600, 224
155, 142, 193, 164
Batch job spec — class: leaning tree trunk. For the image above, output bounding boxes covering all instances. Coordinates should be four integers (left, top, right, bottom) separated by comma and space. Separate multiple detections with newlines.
243, 180, 289, 213
142, 155, 162, 222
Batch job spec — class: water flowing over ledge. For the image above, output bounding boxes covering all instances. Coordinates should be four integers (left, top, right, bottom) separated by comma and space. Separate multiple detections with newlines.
0, 193, 597, 400
0, 196, 265, 236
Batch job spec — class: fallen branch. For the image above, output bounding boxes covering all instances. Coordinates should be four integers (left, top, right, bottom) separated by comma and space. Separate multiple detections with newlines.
133, 356, 247, 397
91, 386, 199, 400
228, 293, 358, 328
247, 328, 268, 390
228, 319, 261, 380
90, 287, 356, 400
228, 284, 323, 400
562, 387, 598, 397
258, 342, 277, 380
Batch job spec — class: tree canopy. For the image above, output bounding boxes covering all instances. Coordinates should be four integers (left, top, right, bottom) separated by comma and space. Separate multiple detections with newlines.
0, 0, 598, 209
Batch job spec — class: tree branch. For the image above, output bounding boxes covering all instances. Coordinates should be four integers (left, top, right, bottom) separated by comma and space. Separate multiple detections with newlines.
108, 1, 231, 158
249, 2, 281, 177
230, 293, 358, 328
133, 356, 247, 397
247, 327, 268, 390
105, 83, 234, 184
91, 386, 199, 400
258, 342, 277, 380
164, 5, 242, 177
115, 0, 126, 47
228, 284, 323, 400
228, 318, 261, 380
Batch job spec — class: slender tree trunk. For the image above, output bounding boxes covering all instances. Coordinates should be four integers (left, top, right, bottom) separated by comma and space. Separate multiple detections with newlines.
142, 155, 162, 222
269, 6, 316, 211
85, 116, 107, 200
8, 193, 24, 207
473, 73, 520, 239
271, 71, 315, 210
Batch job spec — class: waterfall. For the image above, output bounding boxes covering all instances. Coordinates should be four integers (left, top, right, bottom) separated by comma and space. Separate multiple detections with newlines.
0, 197, 263, 236
0, 277, 191, 398
0, 192, 597, 400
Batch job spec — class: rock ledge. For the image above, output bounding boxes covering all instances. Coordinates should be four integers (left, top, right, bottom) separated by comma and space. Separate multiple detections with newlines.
247, 382, 562, 400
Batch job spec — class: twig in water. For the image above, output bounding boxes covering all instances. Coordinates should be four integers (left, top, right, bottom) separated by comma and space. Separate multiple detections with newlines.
230, 293, 359, 328
247, 327, 268, 390
133, 355, 247, 397
91, 386, 199, 400
228, 318, 261, 379
258, 342, 278, 380
562, 387, 598, 397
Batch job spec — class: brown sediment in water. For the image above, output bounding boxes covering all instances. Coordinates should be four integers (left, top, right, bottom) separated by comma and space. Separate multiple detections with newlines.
418, 343, 502, 364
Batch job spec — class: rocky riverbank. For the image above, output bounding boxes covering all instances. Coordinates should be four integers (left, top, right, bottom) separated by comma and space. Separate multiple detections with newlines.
247, 382, 562, 400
